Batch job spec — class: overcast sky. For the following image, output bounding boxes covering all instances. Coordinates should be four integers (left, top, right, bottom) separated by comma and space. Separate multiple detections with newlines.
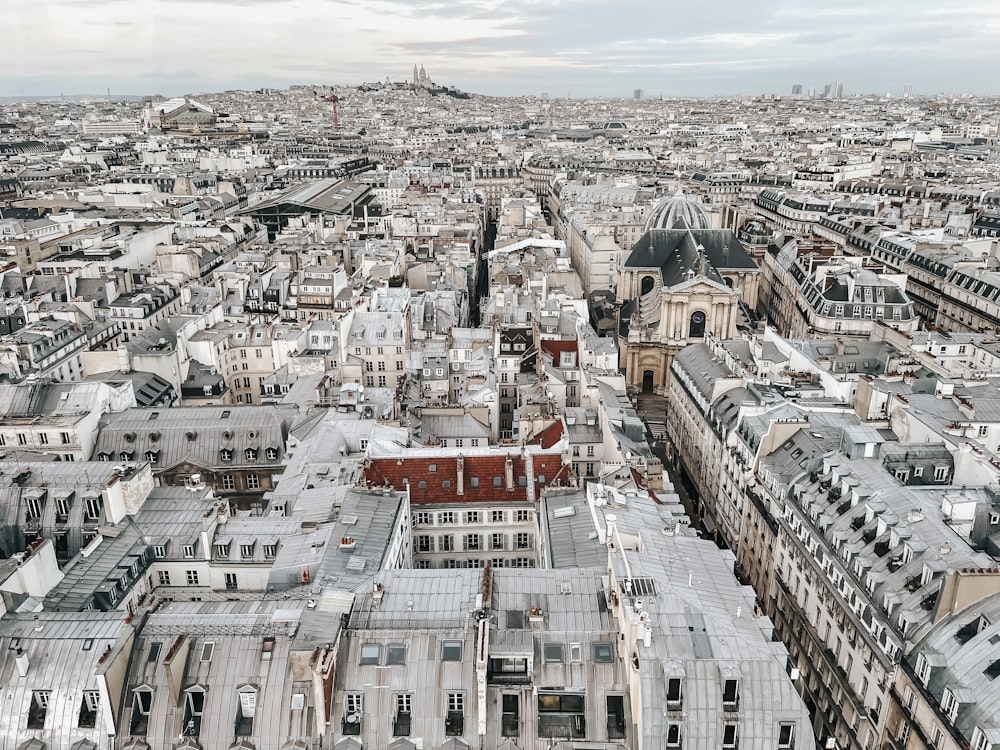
3, 0, 999, 98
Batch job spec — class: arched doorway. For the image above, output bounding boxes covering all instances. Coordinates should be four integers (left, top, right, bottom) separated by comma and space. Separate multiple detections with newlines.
689, 310, 706, 338
642, 370, 655, 393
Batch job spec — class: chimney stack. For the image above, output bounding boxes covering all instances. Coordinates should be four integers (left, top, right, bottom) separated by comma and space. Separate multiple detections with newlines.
505, 456, 514, 492
457, 455, 465, 496
15, 648, 29, 677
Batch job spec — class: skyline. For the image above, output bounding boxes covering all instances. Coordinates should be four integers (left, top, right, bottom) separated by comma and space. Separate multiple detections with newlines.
3, 0, 1000, 98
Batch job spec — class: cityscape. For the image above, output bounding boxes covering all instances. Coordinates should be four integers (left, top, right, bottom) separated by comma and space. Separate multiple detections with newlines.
2, 27, 1000, 750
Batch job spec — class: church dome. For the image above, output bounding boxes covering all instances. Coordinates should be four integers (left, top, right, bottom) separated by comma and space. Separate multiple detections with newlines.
643, 189, 709, 231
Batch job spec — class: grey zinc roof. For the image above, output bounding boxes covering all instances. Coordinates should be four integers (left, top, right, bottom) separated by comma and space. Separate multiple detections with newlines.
0, 612, 128, 750
94, 404, 295, 471
909, 591, 1000, 740
121, 600, 321, 750
578, 481, 814, 748
542, 489, 607, 568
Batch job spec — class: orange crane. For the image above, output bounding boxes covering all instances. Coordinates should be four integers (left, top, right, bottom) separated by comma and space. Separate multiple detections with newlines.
317, 91, 340, 131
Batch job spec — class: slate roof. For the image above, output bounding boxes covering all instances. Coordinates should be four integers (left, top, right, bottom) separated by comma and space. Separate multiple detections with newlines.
623, 228, 757, 287
94, 405, 295, 472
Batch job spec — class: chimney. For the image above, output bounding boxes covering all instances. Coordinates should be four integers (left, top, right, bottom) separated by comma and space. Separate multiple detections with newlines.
15, 648, 29, 677
457, 455, 465, 496
505, 456, 514, 492
605, 514, 617, 547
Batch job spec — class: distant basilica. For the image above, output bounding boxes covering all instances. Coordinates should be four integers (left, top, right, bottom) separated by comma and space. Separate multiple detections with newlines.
412, 64, 433, 89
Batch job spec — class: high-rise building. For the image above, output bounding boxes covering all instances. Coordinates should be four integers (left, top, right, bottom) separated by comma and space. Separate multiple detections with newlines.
791, 84, 803, 95
903, 83, 913, 98
633, 88, 643, 100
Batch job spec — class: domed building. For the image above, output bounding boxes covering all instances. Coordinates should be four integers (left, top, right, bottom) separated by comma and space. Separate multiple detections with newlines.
643, 189, 711, 232
618, 225, 761, 394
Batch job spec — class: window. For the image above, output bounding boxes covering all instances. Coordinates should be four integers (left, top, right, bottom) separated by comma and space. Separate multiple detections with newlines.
183, 544, 195, 558
972, 727, 992, 750
440, 535, 454, 552
465, 534, 481, 551
415, 511, 432, 525
516, 532, 532, 549
215, 541, 230, 558
516, 509, 530, 522
778, 722, 796, 749
446, 692, 465, 736
723, 722, 739, 749
186, 570, 200, 585
220, 448, 233, 462
241, 543, 255, 559
593, 641, 614, 663
666, 676, 683, 707
201, 642, 215, 661
245, 448, 258, 462
265, 447, 278, 460
263, 544, 277, 559
465, 511, 480, 523
934, 466, 948, 481
154, 544, 166, 558
79, 689, 100, 728
491, 533, 505, 550
39, 432, 49, 445
538, 692, 586, 738
394, 693, 412, 736
442, 640, 463, 661
502, 694, 520, 737
470, 477, 479, 488
236, 689, 256, 735
543, 642, 564, 663
247, 473, 260, 490
360, 644, 381, 665
387, 644, 406, 665
28, 690, 50, 728
131, 689, 152, 735
225, 573, 238, 590
85, 495, 103, 521
158, 570, 171, 586
606, 695, 626, 739
722, 678, 740, 710
439, 511, 455, 524
666, 723, 682, 748
343, 693, 362, 734
148, 642, 161, 662
417, 535, 433, 553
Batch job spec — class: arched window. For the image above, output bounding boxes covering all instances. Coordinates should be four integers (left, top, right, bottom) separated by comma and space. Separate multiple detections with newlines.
689, 310, 706, 338
640, 276, 656, 295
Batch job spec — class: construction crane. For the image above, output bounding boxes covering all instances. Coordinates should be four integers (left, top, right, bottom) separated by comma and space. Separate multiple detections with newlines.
316, 90, 340, 131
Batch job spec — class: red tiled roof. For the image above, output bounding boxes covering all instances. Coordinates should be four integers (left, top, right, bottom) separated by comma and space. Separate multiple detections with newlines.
363, 452, 564, 504
540, 339, 578, 368
530, 420, 565, 449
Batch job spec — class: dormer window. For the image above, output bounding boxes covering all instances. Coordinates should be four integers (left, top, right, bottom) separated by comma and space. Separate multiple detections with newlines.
220, 448, 233, 462
145, 450, 159, 464
722, 678, 740, 711
245, 448, 257, 462
235, 686, 257, 736
130, 687, 153, 735
119, 450, 134, 461
182, 685, 206, 736
265, 447, 278, 461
